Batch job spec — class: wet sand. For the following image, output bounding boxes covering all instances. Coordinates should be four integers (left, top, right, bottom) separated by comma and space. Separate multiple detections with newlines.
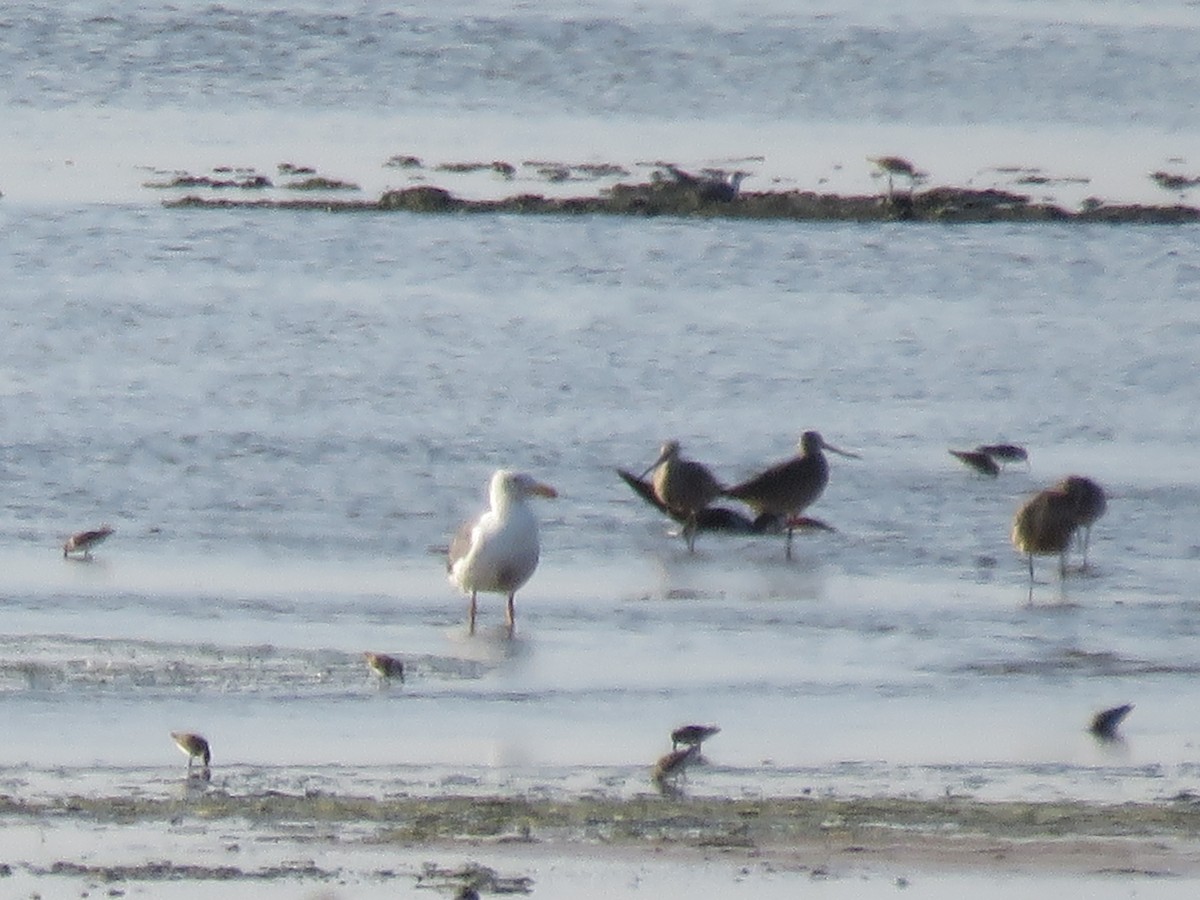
3, 787, 1200, 897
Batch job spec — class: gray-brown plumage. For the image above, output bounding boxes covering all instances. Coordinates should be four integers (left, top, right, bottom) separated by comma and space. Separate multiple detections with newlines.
652, 743, 700, 785
949, 449, 1000, 477
364, 651, 405, 681
1060, 475, 1107, 566
725, 431, 858, 560
1012, 480, 1091, 598
868, 155, 925, 200
62, 524, 114, 559
976, 443, 1028, 464
617, 469, 836, 535
671, 723, 720, 753
170, 731, 211, 771
640, 441, 724, 553
1089, 703, 1133, 741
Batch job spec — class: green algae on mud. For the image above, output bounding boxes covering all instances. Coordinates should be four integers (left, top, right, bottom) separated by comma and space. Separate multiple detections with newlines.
4, 791, 1199, 847
162, 180, 1200, 223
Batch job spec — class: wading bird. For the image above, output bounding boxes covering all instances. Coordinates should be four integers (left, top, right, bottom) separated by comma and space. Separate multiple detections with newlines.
1060, 475, 1107, 567
976, 443, 1028, 466
671, 723, 721, 754
725, 431, 859, 560
617, 469, 837, 535
170, 731, 211, 773
639, 441, 724, 552
62, 524, 114, 559
949, 449, 1000, 477
363, 651, 405, 681
1089, 703, 1133, 741
868, 155, 926, 200
1011, 479, 1093, 600
652, 743, 700, 793
448, 470, 557, 637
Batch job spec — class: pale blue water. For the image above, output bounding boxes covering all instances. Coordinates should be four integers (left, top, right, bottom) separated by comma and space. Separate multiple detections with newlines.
1, 0, 1200, 814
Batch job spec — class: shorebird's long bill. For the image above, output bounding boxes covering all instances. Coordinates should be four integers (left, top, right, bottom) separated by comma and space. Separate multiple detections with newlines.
822, 440, 861, 459
638, 447, 671, 480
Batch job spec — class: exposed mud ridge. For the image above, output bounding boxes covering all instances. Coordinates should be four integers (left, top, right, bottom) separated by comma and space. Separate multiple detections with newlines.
30, 859, 335, 882
3, 791, 1200, 846
164, 180, 1200, 223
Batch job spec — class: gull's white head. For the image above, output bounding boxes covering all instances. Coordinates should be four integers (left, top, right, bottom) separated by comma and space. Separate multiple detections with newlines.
490, 469, 558, 506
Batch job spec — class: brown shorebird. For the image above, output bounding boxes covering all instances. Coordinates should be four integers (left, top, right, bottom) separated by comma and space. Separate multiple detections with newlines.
364, 651, 405, 681
1089, 703, 1133, 741
170, 731, 211, 771
949, 449, 1000, 477
639, 441, 724, 553
725, 431, 859, 560
671, 723, 721, 754
652, 743, 700, 786
868, 155, 926, 199
617, 469, 837, 535
1012, 478, 1098, 599
62, 524, 114, 559
448, 470, 557, 637
1060, 475, 1107, 566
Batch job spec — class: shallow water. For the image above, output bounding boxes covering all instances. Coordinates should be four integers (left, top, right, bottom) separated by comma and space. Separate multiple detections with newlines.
2, 4, 1200, 891
3, 208, 1199, 811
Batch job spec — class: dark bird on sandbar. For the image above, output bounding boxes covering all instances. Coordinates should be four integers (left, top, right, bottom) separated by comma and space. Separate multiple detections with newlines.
1011, 478, 1100, 599
1059, 475, 1107, 567
663, 165, 748, 202
617, 469, 837, 536
1089, 703, 1133, 741
639, 441, 725, 553
364, 651, 405, 681
868, 155, 926, 199
949, 449, 1000, 477
170, 731, 211, 772
671, 723, 721, 754
447, 469, 558, 637
62, 524, 114, 559
725, 431, 859, 560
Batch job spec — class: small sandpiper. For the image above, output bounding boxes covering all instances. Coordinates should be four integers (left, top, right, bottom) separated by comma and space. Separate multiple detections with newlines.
653, 744, 700, 786
364, 651, 405, 681
949, 449, 1000, 478
1089, 704, 1133, 741
62, 524, 114, 559
975, 443, 1028, 465
170, 731, 212, 772
670, 723, 721, 754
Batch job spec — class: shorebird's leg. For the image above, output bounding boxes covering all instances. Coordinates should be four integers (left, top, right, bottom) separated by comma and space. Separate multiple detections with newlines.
684, 517, 696, 554
505, 592, 516, 637
785, 525, 794, 561
468, 592, 478, 635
